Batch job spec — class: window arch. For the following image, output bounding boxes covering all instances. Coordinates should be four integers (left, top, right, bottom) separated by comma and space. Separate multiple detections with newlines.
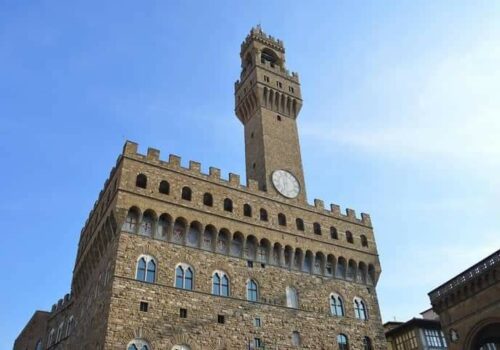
212, 271, 230, 297
346, 231, 354, 243
127, 339, 151, 350
139, 210, 156, 237
330, 293, 344, 316
175, 263, 193, 290
330, 226, 338, 239
261, 48, 279, 67
337, 334, 349, 350
354, 297, 368, 320
363, 336, 373, 350
203, 193, 213, 206
136, 255, 156, 283
292, 331, 301, 346
35, 340, 43, 350
278, 213, 287, 226
47, 329, 55, 346
123, 207, 140, 233
135, 174, 147, 188
313, 222, 321, 235
159, 180, 169, 194
259, 208, 268, 221
223, 198, 233, 212
243, 203, 252, 217
286, 286, 298, 308
65, 316, 74, 337
296, 218, 304, 231
56, 321, 64, 342
361, 234, 368, 247
181, 186, 192, 201
247, 279, 259, 302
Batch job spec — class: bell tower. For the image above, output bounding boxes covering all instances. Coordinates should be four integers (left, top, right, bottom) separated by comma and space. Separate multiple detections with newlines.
234, 26, 306, 202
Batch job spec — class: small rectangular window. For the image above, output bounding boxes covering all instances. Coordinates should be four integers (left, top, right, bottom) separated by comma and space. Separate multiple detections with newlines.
254, 338, 262, 348
247, 260, 254, 268
180, 308, 187, 318
217, 314, 225, 324
254, 317, 261, 327
289, 86, 294, 93
264, 75, 270, 82
276, 81, 282, 88
140, 301, 148, 312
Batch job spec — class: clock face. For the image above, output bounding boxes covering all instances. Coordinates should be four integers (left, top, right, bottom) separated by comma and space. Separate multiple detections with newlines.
272, 170, 300, 198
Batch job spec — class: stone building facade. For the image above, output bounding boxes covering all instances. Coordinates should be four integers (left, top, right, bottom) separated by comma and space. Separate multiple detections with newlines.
428, 249, 500, 350
14, 26, 385, 350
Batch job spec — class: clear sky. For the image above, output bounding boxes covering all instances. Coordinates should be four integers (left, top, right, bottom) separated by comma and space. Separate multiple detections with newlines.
1, 1, 499, 347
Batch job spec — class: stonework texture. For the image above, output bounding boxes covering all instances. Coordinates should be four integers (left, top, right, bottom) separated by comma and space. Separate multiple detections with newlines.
14, 26, 386, 350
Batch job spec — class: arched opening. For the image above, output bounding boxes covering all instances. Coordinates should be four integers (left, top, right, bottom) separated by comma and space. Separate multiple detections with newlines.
246, 235, 258, 260
337, 257, 347, 279
159, 180, 169, 194
123, 207, 140, 233
156, 213, 172, 240
231, 232, 244, 257
246, 279, 259, 302
140, 210, 156, 237
181, 186, 192, 201
304, 250, 313, 273
260, 208, 268, 222
361, 234, 368, 247
314, 252, 325, 275
243, 203, 252, 217
203, 193, 213, 206
272, 243, 282, 266
330, 226, 338, 239
278, 213, 287, 226
470, 322, 500, 350
259, 239, 271, 263
347, 259, 357, 281
286, 286, 298, 308
293, 248, 303, 271
260, 48, 279, 67
202, 225, 216, 251
223, 198, 233, 212
368, 264, 376, 285
217, 229, 230, 254
187, 221, 201, 247
172, 218, 187, 244
346, 231, 354, 244
326, 254, 336, 277
313, 222, 321, 235
296, 218, 304, 231
135, 174, 147, 189
358, 262, 368, 284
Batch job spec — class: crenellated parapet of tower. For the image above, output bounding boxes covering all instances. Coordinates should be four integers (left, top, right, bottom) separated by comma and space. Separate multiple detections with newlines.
242, 25, 285, 53
121, 141, 372, 227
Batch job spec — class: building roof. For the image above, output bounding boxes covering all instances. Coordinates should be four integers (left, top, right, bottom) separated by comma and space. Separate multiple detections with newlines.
384, 318, 442, 337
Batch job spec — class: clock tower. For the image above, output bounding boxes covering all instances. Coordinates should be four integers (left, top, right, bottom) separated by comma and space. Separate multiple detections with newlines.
235, 26, 306, 202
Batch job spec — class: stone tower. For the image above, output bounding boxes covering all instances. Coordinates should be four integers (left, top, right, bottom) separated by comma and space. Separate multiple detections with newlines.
14, 26, 386, 350
235, 26, 306, 202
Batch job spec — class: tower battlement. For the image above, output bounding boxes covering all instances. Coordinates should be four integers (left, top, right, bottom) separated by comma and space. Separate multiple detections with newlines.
241, 25, 285, 53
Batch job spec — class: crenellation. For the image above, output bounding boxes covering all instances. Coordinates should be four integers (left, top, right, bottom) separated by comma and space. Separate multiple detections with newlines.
246, 178, 259, 191
228, 172, 240, 186
361, 213, 372, 226
209, 166, 221, 179
168, 154, 181, 168
123, 140, 138, 155
331, 204, 341, 215
188, 160, 201, 173
346, 208, 356, 219
314, 198, 325, 210
146, 147, 160, 161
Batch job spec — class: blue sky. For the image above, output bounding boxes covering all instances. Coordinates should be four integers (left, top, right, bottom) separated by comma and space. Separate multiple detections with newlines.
1, 0, 500, 347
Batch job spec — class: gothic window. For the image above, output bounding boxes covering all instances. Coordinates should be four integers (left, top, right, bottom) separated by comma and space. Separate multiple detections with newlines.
136, 256, 156, 283
139, 211, 155, 237
278, 213, 287, 226
243, 203, 252, 217
330, 293, 344, 316
330, 226, 338, 239
361, 235, 368, 247
247, 279, 259, 302
212, 271, 230, 297
296, 218, 304, 231
313, 222, 321, 235
123, 207, 139, 233
56, 321, 64, 342
259, 208, 268, 221
363, 336, 373, 350
135, 174, 147, 188
223, 198, 233, 212
203, 193, 213, 206
354, 297, 368, 320
346, 231, 354, 243
337, 334, 349, 350
286, 286, 298, 308
35, 340, 43, 350
159, 180, 170, 194
181, 186, 192, 201
292, 331, 301, 346
175, 264, 193, 290
47, 329, 55, 346
65, 316, 74, 337
127, 339, 151, 350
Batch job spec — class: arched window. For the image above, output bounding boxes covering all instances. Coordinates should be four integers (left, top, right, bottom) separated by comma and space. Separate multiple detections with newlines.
292, 331, 301, 346
181, 187, 192, 201
65, 316, 74, 337
330, 293, 344, 316
187, 222, 201, 247
159, 180, 169, 194
136, 256, 156, 283
363, 337, 373, 350
296, 218, 304, 231
139, 210, 155, 236
337, 334, 349, 350
123, 207, 140, 233
203, 193, 213, 206
313, 222, 321, 235
223, 198, 233, 212
286, 286, 298, 308
346, 231, 354, 243
56, 321, 64, 342
136, 174, 147, 188
330, 226, 338, 239
354, 298, 368, 320
35, 340, 43, 350
278, 213, 287, 226
175, 264, 193, 290
47, 329, 55, 346
243, 204, 252, 217
212, 271, 230, 297
127, 339, 151, 350
260, 208, 268, 221
247, 279, 258, 302
361, 235, 368, 247
261, 48, 279, 67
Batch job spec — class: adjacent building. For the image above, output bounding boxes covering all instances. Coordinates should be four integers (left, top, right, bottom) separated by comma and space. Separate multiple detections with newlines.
428, 249, 500, 350
14, 26, 386, 349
